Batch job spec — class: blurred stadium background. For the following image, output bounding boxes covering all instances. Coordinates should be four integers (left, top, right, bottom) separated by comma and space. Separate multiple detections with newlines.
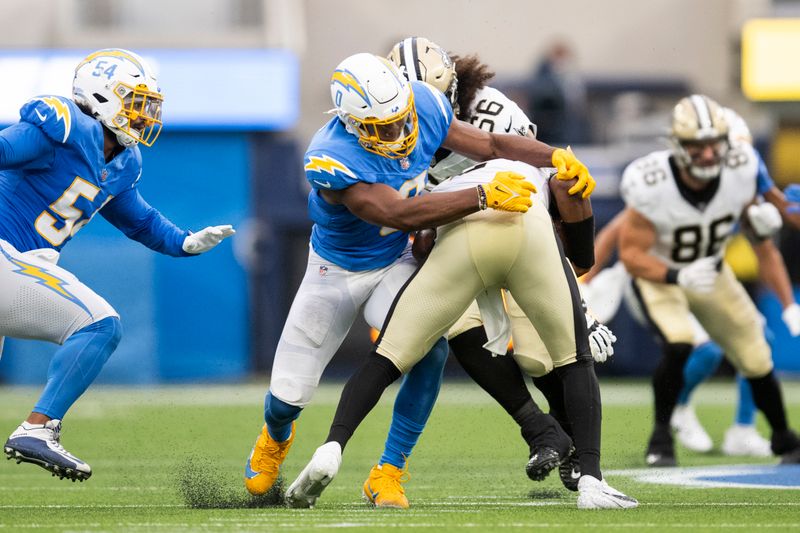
1, 0, 799, 386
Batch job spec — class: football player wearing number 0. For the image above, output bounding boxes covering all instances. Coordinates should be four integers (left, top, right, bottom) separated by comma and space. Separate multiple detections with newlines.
285, 159, 637, 510
0, 49, 235, 482
618, 94, 800, 467
243, 51, 594, 499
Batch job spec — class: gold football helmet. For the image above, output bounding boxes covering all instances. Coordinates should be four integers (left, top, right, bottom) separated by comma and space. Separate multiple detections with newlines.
670, 94, 730, 180
388, 37, 458, 111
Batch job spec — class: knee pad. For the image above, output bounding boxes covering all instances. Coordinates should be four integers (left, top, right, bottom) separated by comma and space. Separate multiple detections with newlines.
81, 316, 123, 350
408, 337, 449, 380
514, 354, 552, 378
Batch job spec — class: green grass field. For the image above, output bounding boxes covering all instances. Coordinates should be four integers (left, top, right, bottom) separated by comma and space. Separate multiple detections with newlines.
1, 380, 799, 532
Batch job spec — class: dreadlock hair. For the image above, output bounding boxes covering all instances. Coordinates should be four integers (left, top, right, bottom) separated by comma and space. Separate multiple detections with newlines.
451, 54, 495, 121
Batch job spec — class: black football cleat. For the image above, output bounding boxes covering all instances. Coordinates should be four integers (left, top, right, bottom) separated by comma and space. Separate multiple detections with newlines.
645, 427, 676, 467
526, 446, 564, 481
558, 448, 580, 491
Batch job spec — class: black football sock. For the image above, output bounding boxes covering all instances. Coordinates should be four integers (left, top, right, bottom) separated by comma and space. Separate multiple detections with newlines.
450, 327, 568, 452
747, 370, 789, 433
511, 400, 572, 455
554, 359, 602, 480
652, 343, 693, 427
326, 351, 401, 450
450, 327, 534, 416
533, 371, 572, 437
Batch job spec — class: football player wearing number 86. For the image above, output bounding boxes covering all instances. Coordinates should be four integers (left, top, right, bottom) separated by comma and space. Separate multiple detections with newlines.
0, 49, 235, 482
618, 94, 800, 467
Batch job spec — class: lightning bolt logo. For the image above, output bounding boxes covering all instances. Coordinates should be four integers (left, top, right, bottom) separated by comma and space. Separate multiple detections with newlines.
304, 155, 355, 178
331, 69, 370, 107
34, 96, 72, 142
0, 246, 92, 317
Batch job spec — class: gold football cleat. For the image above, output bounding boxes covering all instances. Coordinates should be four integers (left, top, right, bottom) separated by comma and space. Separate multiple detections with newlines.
362, 462, 410, 509
244, 422, 296, 495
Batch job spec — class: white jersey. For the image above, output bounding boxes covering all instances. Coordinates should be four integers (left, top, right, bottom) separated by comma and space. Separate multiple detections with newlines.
722, 107, 752, 146
620, 145, 758, 268
433, 158, 551, 209
428, 86, 538, 185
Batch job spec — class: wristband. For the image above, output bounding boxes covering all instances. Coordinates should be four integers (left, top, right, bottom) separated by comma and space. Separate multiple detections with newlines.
561, 216, 595, 270
665, 268, 679, 284
476, 185, 488, 210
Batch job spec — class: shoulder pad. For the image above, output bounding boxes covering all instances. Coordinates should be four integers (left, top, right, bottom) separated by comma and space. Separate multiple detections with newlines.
412, 81, 453, 126
19, 96, 76, 144
304, 153, 360, 190
471, 86, 534, 136
620, 153, 669, 211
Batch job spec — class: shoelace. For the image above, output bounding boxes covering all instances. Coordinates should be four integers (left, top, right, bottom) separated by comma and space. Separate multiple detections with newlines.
46, 423, 69, 455
381, 463, 411, 493
256, 434, 287, 474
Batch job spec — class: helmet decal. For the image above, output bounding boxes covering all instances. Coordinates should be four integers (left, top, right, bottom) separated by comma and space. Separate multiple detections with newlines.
331, 69, 370, 107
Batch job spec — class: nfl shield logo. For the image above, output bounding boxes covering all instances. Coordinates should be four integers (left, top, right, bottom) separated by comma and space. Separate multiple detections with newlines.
319, 265, 328, 277
400, 158, 410, 170
100, 169, 108, 181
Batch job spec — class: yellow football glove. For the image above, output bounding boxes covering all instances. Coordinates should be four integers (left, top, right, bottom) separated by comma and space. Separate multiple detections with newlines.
477, 171, 536, 213
552, 146, 596, 199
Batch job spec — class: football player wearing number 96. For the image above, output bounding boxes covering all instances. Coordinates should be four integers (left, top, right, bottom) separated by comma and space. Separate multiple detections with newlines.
242, 51, 596, 500
0, 49, 235, 482
618, 94, 800, 466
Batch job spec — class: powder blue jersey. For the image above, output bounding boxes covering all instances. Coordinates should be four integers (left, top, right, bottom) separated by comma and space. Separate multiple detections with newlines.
304, 82, 453, 271
0, 95, 189, 256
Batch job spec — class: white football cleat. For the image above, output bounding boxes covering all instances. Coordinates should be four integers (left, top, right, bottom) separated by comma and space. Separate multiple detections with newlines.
285, 442, 342, 508
671, 404, 713, 453
4, 420, 91, 481
577, 475, 638, 509
722, 424, 772, 457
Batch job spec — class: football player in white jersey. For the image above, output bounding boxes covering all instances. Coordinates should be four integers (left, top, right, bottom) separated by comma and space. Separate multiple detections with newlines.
618, 94, 800, 466
375, 38, 606, 504
286, 159, 637, 510
582, 105, 800, 458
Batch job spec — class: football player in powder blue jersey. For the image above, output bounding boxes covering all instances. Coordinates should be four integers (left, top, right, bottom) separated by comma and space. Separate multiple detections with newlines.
243, 52, 596, 502
0, 48, 234, 481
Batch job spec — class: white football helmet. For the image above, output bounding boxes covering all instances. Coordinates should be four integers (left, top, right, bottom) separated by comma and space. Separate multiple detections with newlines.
73, 48, 163, 147
670, 94, 730, 180
388, 37, 458, 112
330, 53, 418, 159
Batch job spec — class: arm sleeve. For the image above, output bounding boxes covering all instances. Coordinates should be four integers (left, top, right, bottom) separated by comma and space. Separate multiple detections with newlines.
754, 149, 775, 196
0, 122, 55, 170
100, 187, 192, 257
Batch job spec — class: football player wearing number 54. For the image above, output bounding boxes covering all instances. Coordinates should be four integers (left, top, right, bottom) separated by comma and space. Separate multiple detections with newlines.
0, 49, 234, 482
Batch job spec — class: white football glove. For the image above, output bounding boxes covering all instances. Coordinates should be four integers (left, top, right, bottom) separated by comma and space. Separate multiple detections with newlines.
182, 225, 236, 254
746, 202, 783, 239
677, 257, 718, 294
586, 313, 616, 363
782, 303, 800, 337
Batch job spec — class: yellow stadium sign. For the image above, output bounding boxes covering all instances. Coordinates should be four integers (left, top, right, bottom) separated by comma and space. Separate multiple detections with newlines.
742, 18, 800, 101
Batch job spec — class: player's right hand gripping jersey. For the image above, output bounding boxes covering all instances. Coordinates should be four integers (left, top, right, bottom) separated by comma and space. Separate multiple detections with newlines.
428, 86, 537, 185
304, 81, 453, 271
0, 96, 143, 253
620, 146, 759, 269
